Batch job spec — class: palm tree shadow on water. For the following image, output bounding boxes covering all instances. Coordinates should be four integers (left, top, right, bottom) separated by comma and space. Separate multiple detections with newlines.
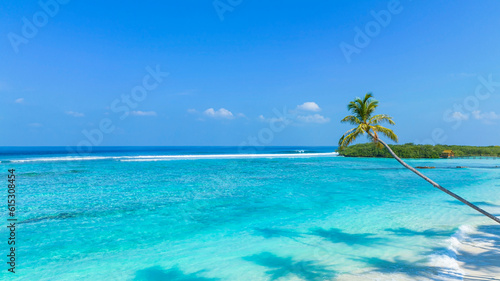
446, 200, 500, 208
252, 227, 318, 246
253, 227, 303, 240
310, 228, 385, 247
134, 266, 220, 281
308, 227, 463, 279
476, 225, 500, 246
354, 256, 463, 280
385, 227, 455, 238
423, 244, 500, 275
253, 227, 388, 249
243, 252, 336, 281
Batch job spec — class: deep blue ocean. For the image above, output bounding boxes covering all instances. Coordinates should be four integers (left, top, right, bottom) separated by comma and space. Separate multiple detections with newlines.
1, 146, 499, 280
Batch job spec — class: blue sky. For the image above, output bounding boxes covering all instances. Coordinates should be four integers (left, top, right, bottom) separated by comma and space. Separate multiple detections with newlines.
1, 0, 500, 146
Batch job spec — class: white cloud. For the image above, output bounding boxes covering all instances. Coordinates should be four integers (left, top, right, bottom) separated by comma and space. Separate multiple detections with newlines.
131, 111, 157, 116
450, 111, 469, 121
65, 111, 85, 117
203, 108, 234, 119
296, 102, 321, 112
297, 114, 330, 124
472, 110, 500, 121
15, 98, 24, 104
187, 109, 198, 114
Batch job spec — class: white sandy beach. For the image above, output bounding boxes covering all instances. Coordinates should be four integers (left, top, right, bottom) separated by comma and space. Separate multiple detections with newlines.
334, 223, 500, 281
459, 224, 500, 281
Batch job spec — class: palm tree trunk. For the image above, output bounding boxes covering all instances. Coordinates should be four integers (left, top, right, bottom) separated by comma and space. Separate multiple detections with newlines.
367, 132, 500, 224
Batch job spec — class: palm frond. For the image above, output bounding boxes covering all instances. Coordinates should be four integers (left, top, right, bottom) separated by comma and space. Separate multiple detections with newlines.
338, 127, 363, 149
362, 92, 373, 103
340, 115, 361, 125
365, 99, 378, 117
338, 127, 356, 148
347, 100, 362, 116
373, 125, 399, 142
369, 114, 395, 125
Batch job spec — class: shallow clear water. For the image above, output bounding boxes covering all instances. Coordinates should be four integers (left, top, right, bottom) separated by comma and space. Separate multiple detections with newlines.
1, 147, 499, 280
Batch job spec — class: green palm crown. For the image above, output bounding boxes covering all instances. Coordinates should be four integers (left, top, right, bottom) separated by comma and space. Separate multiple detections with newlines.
338, 93, 398, 150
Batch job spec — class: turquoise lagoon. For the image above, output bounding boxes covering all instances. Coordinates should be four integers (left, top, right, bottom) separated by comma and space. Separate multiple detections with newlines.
1, 147, 499, 280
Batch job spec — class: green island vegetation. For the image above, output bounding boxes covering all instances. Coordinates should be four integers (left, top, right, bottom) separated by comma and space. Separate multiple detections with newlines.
337, 143, 500, 158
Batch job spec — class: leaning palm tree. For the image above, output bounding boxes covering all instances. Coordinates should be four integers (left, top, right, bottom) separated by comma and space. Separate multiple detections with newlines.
339, 93, 500, 224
